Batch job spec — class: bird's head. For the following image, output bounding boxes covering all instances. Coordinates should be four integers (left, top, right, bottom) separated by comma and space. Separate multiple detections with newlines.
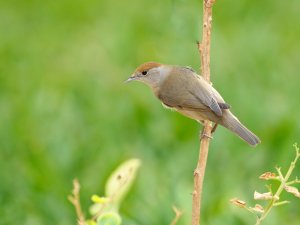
126, 62, 170, 88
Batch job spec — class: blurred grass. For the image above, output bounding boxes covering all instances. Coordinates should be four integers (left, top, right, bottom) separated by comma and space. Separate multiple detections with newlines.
0, 0, 300, 224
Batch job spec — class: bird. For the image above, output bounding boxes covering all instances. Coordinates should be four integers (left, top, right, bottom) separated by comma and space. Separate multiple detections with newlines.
126, 62, 260, 146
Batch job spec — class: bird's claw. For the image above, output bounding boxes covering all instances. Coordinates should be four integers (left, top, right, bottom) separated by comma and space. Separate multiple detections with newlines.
201, 133, 213, 139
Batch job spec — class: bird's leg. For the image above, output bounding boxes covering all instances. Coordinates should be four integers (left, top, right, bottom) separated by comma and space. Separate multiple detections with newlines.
199, 125, 213, 139
199, 123, 218, 139
211, 123, 218, 134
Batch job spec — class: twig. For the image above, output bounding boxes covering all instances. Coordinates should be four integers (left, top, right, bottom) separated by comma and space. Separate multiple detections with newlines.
255, 148, 300, 225
68, 179, 86, 225
230, 144, 300, 225
192, 1, 216, 225
170, 206, 183, 225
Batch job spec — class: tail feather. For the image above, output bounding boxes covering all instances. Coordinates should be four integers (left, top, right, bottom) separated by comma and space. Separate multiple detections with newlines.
220, 111, 261, 146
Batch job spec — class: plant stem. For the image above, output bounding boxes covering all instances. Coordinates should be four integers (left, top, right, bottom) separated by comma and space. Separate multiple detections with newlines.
68, 179, 86, 225
255, 151, 300, 225
170, 206, 183, 225
191, 1, 215, 225
192, 121, 212, 225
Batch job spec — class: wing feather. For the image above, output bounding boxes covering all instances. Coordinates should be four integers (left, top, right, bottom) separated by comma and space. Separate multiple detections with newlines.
156, 66, 227, 117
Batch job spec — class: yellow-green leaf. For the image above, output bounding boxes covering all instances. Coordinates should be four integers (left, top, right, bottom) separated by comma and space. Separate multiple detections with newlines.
97, 212, 121, 225
91, 195, 110, 204
105, 158, 141, 208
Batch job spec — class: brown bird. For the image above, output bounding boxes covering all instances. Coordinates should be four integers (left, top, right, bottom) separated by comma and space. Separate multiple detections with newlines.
126, 62, 260, 146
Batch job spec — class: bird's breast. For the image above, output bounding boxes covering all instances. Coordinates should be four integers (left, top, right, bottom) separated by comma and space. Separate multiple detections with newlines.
176, 108, 205, 122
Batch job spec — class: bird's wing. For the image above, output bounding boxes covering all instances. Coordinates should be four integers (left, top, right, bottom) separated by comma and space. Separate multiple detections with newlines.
157, 67, 227, 117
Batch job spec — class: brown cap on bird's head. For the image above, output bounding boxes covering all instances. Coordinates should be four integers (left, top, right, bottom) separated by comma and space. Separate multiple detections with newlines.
134, 62, 162, 73
126, 62, 162, 82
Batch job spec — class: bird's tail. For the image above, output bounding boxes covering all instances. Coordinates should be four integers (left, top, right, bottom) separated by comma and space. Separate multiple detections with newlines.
220, 111, 260, 146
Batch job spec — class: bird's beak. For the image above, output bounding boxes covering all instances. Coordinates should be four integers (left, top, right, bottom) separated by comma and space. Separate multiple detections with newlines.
125, 74, 137, 83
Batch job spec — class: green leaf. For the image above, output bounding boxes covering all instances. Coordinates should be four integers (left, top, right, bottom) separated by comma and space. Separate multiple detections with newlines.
105, 158, 141, 208
97, 212, 121, 225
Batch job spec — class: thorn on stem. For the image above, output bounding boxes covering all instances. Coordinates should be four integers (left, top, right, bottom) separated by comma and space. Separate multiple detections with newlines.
194, 169, 200, 176
192, 190, 198, 198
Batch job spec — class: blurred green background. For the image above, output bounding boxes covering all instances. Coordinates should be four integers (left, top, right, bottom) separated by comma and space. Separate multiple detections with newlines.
0, 0, 300, 224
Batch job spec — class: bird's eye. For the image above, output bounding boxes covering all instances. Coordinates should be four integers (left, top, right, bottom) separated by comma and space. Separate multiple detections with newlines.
142, 71, 147, 75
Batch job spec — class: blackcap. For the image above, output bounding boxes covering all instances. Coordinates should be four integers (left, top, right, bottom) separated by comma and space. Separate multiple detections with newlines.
127, 62, 260, 146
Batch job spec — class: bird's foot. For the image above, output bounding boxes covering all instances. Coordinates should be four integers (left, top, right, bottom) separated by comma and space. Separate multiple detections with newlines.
202, 133, 213, 139
211, 123, 218, 134
199, 123, 219, 139
199, 129, 213, 140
